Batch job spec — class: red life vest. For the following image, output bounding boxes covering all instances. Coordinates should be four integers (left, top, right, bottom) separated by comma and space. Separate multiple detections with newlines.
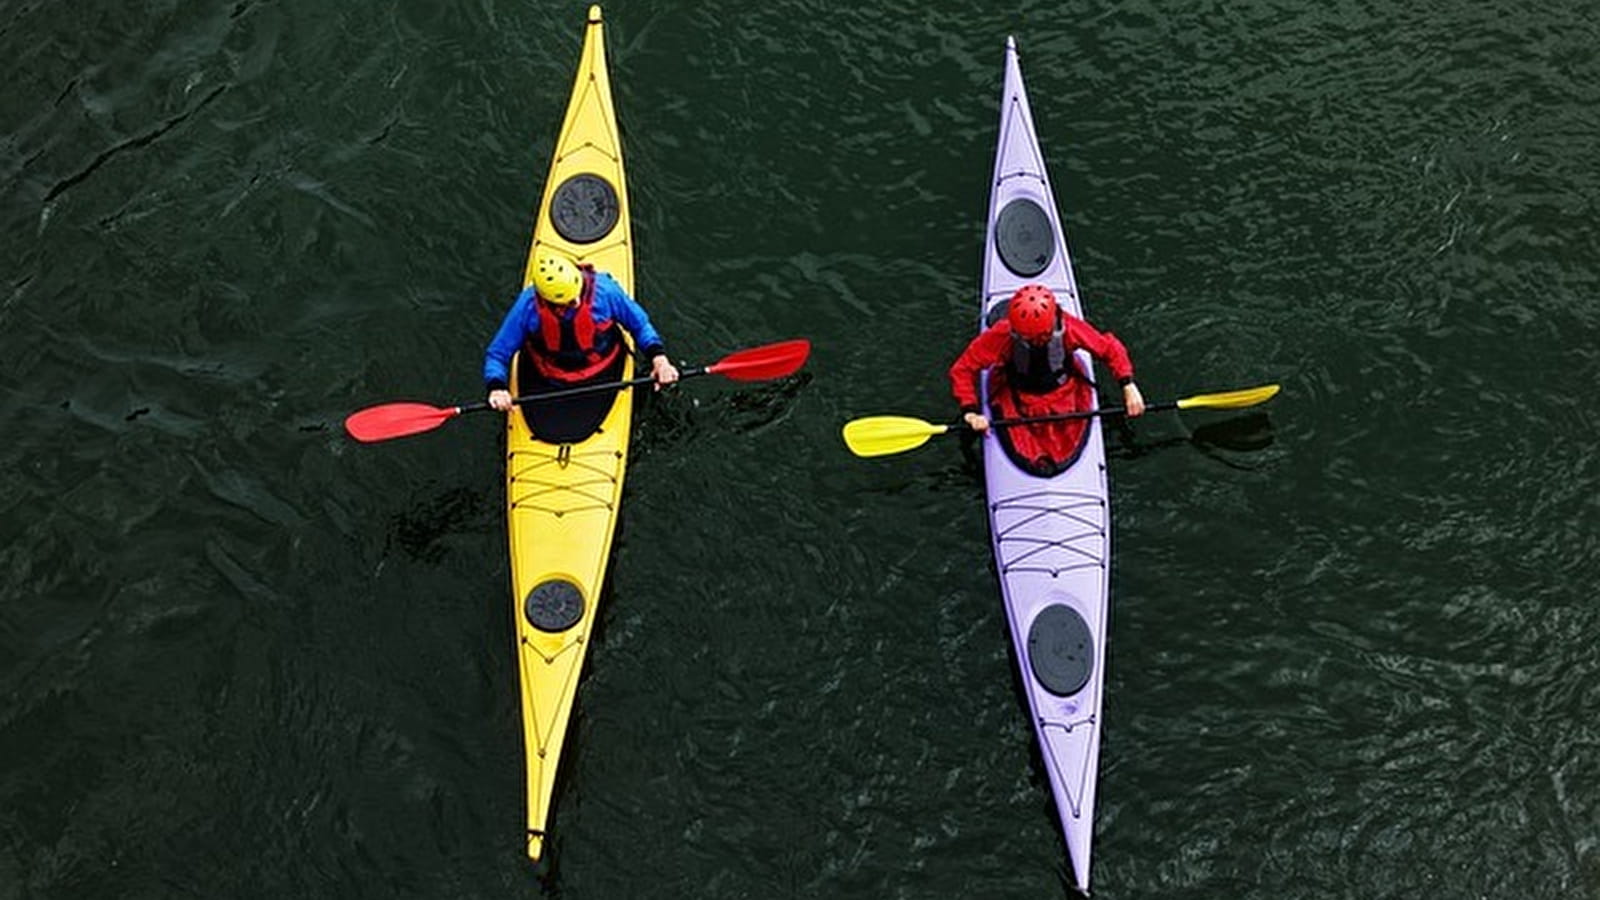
526, 266, 623, 381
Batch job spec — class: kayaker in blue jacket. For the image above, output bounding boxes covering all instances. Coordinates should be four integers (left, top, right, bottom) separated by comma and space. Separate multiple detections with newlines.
483, 251, 679, 410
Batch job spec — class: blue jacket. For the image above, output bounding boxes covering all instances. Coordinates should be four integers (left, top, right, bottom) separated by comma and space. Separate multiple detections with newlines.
482, 271, 666, 390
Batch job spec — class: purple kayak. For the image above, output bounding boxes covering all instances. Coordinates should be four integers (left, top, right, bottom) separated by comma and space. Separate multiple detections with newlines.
978, 37, 1110, 895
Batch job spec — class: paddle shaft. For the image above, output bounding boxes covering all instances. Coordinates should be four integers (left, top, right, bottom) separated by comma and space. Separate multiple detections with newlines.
990, 398, 1177, 428
456, 364, 710, 415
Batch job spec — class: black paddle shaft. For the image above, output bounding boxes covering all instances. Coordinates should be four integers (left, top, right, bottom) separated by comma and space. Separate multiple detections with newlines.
989, 399, 1179, 429
466, 363, 711, 413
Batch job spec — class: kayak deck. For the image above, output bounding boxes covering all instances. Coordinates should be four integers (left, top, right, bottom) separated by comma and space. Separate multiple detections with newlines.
978, 36, 1110, 895
506, 3, 634, 864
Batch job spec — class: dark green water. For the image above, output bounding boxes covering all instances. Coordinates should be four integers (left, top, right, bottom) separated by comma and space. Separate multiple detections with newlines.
4, 2, 1599, 898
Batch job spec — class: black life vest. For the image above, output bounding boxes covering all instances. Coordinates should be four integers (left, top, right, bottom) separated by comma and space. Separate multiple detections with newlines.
1008, 322, 1090, 393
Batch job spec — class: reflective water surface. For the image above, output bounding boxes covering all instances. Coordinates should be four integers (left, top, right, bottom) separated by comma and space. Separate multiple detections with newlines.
4, 1, 1598, 897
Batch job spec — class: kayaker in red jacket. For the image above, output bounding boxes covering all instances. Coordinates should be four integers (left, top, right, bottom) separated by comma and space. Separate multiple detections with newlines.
949, 284, 1145, 473
483, 251, 679, 411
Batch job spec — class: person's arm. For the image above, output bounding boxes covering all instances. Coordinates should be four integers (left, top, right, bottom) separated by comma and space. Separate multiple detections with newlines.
948, 326, 1010, 431
593, 273, 665, 359
1065, 316, 1144, 416
484, 287, 538, 409
593, 273, 678, 385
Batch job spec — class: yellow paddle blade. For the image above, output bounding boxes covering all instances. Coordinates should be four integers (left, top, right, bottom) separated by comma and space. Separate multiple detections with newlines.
841, 416, 953, 458
1174, 384, 1281, 411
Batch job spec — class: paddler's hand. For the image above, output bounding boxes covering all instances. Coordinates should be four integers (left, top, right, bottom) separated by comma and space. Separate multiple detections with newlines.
963, 411, 990, 433
1122, 382, 1146, 418
651, 355, 680, 390
488, 389, 513, 412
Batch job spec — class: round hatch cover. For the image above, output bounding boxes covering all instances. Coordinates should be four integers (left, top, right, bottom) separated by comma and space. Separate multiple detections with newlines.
551, 173, 620, 244
995, 198, 1055, 277
1027, 603, 1094, 697
525, 579, 585, 633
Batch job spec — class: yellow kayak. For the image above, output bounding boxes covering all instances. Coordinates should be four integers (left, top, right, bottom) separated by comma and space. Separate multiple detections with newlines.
506, 4, 632, 863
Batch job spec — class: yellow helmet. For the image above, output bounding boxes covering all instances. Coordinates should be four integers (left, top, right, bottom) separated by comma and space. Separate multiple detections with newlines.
530, 252, 583, 305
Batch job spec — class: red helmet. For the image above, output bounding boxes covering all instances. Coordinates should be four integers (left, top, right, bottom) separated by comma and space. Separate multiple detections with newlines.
1006, 284, 1058, 340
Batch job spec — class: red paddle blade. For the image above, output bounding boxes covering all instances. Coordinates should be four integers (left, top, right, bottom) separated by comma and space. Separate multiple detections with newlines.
344, 402, 461, 443
705, 339, 812, 381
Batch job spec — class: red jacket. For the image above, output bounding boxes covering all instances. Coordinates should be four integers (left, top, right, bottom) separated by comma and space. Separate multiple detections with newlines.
949, 316, 1134, 410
